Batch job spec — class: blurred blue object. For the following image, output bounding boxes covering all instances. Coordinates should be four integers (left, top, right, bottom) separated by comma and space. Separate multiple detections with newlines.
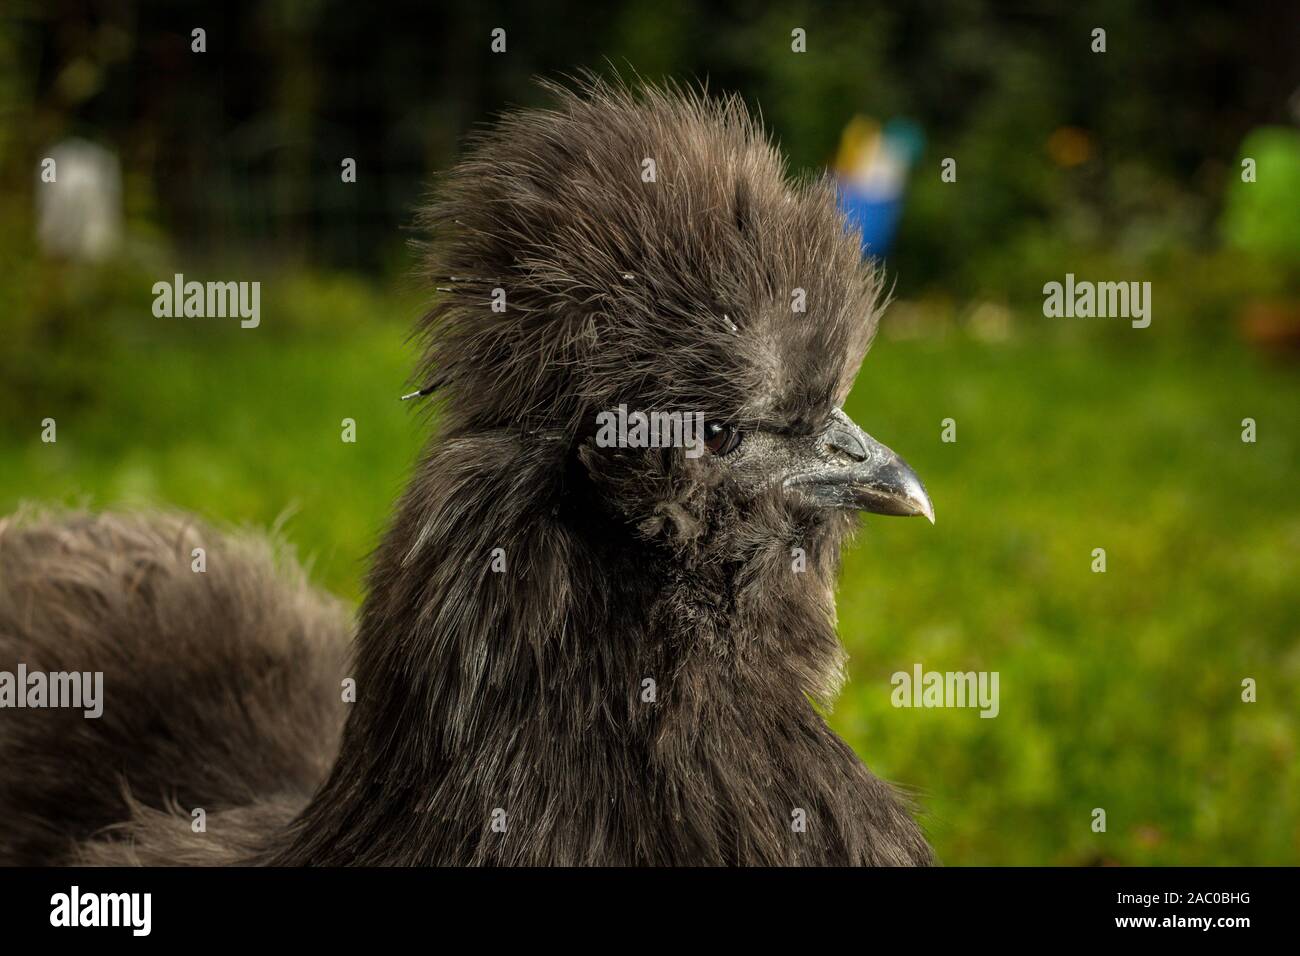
837, 187, 904, 258
837, 187, 899, 257
833, 116, 924, 258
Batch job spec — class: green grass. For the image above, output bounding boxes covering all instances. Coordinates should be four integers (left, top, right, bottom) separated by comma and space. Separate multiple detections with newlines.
2, 276, 1296, 865
838, 329, 1299, 865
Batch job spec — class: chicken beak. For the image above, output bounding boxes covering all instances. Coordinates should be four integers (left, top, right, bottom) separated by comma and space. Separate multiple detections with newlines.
783, 408, 935, 523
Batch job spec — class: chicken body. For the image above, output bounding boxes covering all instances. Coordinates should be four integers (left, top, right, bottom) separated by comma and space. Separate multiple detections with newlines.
0, 513, 346, 864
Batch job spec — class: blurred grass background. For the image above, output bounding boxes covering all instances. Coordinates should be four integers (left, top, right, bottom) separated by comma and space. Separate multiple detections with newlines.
1, 1, 1298, 864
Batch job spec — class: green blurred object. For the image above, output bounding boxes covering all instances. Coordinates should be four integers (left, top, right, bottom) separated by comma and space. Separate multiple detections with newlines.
1222, 127, 1300, 262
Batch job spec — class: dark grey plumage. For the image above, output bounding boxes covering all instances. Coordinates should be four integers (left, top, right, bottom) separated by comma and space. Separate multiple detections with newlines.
0, 511, 347, 865
0, 79, 933, 866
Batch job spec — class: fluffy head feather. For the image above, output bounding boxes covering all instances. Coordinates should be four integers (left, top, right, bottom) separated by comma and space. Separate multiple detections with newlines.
417, 77, 883, 437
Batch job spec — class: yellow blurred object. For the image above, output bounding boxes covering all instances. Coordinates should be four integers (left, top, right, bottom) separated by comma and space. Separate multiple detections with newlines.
834, 115, 881, 179
1047, 126, 1093, 167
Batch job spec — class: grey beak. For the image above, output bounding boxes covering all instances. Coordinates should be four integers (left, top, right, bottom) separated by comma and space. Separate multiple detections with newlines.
784, 408, 935, 523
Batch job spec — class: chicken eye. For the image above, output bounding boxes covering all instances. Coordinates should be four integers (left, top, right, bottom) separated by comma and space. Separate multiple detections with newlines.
704, 422, 742, 457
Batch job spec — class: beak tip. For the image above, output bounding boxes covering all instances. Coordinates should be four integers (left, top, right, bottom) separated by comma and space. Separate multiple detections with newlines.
920, 499, 936, 525
897, 468, 935, 525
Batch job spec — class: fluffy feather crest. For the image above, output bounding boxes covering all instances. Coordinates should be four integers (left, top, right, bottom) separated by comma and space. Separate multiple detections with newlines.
416, 77, 883, 438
